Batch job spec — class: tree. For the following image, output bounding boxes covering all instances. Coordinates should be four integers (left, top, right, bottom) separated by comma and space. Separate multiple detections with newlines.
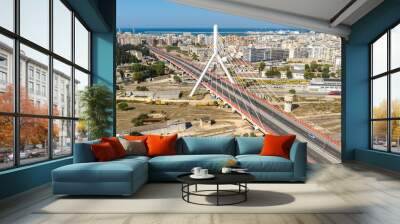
310, 61, 318, 72
136, 86, 149, 91
133, 72, 145, 82
258, 62, 266, 73
131, 63, 146, 72
150, 61, 165, 76
117, 102, 129, 110
173, 75, 182, 83
116, 45, 140, 65
322, 65, 330, 78
266, 67, 281, 78
79, 84, 113, 140
289, 89, 296, 94
118, 69, 125, 80
304, 71, 315, 80
192, 53, 199, 61
285, 66, 293, 79
305, 64, 310, 72
0, 85, 57, 150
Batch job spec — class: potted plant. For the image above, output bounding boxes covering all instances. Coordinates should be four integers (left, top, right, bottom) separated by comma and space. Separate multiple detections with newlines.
79, 84, 113, 140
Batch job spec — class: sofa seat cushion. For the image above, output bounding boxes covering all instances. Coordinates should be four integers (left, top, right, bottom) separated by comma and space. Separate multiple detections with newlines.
149, 154, 235, 172
236, 155, 293, 172
53, 159, 147, 183
117, 155, 150, 162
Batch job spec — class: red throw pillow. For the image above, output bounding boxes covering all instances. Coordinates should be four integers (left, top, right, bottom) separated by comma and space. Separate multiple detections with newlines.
124, 135, 148, 141
91, 142, 117, 162
146, 134, 178, 157
260, 134, 296, 159
101, 137, 126, 158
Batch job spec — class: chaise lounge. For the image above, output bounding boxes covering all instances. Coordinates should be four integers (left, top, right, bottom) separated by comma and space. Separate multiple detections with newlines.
52, 136, 307, 196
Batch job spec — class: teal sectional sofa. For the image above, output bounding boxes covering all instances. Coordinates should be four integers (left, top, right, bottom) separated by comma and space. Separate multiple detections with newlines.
52, 136, 307, 196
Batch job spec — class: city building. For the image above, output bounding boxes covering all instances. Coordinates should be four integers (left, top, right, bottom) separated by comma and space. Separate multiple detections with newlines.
243, 47, 289, 62
291, 64, 305, 79
1, 1, 400, 224
308, 78, 342, 92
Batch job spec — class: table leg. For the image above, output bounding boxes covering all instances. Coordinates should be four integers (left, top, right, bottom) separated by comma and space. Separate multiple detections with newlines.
245, 183, 247, 201
217, 184, 219, 206
195, 184, 198, 192
187, 184, 190, 202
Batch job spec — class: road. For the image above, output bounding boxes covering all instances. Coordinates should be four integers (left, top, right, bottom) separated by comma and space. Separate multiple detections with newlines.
150, 47, 341, 164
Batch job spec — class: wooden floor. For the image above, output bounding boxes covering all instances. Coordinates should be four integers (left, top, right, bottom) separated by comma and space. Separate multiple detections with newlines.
1, 162, 400, 224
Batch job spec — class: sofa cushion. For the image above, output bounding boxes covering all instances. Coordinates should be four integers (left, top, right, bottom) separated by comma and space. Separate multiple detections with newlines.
177, 137, 235, 155
53, 158, 147, 183
236, 155, 293, 172
149, 154, 235, 172
260, 134, 296, 159
147, 134, 178, 157
73, 140, 100, 163
119, 138, 147, 156
236, 137, 264, 155
101, 137, 127, 158
124, 135, 148, 141
91, 142, 118, 162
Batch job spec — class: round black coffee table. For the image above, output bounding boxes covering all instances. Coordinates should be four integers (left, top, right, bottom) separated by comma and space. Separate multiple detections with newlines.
177, 173, 255, 206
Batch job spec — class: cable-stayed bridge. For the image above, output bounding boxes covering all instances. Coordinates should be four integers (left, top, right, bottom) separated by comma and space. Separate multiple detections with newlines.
148, 27, 341, 164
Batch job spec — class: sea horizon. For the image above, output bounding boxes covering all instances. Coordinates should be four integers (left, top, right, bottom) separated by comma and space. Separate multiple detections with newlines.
117, 27, 310, 35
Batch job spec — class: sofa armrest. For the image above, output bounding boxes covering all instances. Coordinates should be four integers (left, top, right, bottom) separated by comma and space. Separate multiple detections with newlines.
289, 141, 307, 181
73, 140, 100, 163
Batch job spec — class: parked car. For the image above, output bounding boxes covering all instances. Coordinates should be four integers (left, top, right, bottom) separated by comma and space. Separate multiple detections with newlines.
328, 91, 341, 96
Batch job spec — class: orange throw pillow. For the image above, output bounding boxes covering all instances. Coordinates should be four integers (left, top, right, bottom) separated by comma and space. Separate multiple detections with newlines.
260, 134, 296, 159
124, 135, 148, 141
101, 137, 126, 158
91, 142, 117, 162
146, 134, 178, 157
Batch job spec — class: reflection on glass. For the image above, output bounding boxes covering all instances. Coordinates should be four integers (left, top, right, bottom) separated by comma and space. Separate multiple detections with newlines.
0, 116, 13, 170
74, 69, 89, 118
391, 72, 400, 118
372, 121, 388, 151
20, 0, 49, 49
75, 120, 88, 143
0, 0, 14, 31
391, 120, 400, 153
53, 59, 72, 117
20, 44, 49, 115
74, 18, 89, 70
372, 76, 387, 119
53, 0, 72, 60
53, 119, 72, 157
391, 24, 400, 70
372, 33, 387, 76
20, 117, 49, 165
0, 35, 14, 112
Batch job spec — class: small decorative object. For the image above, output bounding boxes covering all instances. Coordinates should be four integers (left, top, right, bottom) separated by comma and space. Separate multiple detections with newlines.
221, 167, 232, 174
226, 159, 238, 168
191, 167, 202, 176
190, 167, 214, 179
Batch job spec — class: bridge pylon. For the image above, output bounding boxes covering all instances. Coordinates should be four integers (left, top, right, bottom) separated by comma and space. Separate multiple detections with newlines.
189, 24, 235, 97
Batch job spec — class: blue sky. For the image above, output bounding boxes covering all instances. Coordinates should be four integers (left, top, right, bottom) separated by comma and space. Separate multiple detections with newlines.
117, 0, 292, 29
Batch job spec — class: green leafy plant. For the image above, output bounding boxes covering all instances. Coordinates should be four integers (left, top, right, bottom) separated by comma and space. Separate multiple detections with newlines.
79, 84, 113, 140
118, 102, 129, 110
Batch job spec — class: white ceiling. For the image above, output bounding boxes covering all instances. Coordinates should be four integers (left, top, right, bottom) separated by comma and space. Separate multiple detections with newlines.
170, 0, 384, 37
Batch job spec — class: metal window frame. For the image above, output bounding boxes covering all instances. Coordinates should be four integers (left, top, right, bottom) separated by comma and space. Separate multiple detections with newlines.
369, 20, 400, 155
0, 0, 92, 171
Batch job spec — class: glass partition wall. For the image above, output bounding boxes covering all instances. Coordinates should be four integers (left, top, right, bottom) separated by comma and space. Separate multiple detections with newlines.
370, 23, 400, 153
0, 0, 91, 170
